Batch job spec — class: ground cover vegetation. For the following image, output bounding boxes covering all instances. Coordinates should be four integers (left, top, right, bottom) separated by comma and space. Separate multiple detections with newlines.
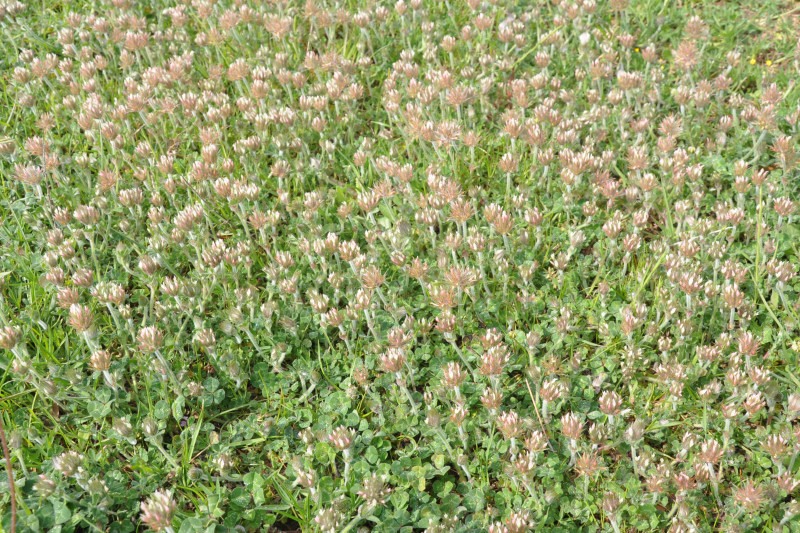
1, 0, 800, 531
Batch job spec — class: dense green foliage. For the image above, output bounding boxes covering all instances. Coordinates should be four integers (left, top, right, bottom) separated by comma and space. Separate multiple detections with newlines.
1, 0, 800, 531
